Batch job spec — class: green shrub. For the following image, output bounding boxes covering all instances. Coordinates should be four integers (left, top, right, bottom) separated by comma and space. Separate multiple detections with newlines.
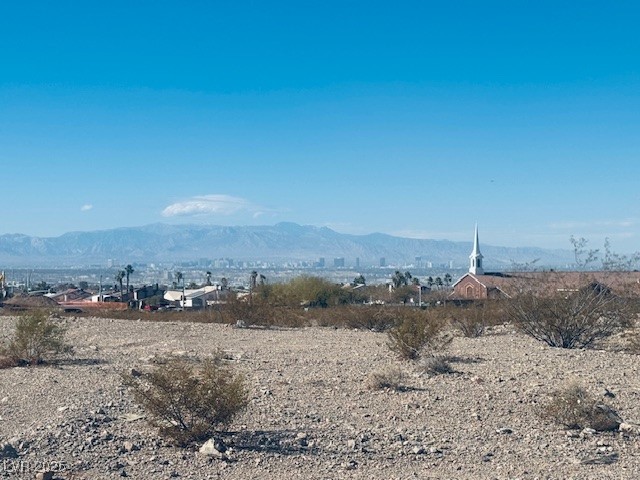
387, 310, 450, 360
0, 311, 71, 366
123, 356, 248, 446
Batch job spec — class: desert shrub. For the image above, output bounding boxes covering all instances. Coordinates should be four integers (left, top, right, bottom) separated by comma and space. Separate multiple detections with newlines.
420, 354, 455, 375
506, 286, 632, 349
220, 294, 282, 327
0, 355, 18, 369
542, 384, 622, 431
338, 305, 399, 331
367, 366, 406, 391
450, 305, 486, 337
259, 276, 352, 308
387, 309, 450, 360
123, 355, 248, 446
300, 305, 400, 330
0, 311, 71, 365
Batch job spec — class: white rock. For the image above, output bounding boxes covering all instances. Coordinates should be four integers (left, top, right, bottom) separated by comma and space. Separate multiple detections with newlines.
199, 439, 227, 459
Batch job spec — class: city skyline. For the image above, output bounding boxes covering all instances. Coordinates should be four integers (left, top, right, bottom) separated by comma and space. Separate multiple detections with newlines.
2, 2, 640, 252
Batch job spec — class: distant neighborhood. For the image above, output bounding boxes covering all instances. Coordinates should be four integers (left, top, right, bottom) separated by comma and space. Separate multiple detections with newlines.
2, 226, 639, 313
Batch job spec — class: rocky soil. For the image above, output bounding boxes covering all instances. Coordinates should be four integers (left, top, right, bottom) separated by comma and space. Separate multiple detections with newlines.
1, 314, 640, 479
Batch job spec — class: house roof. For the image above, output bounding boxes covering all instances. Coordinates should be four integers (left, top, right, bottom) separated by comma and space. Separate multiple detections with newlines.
46, 288, 93, 303
165, 286, 219, 301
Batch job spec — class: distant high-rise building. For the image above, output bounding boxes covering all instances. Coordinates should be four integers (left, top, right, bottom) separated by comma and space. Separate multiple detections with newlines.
415, 256, 422, 268
334, 257, 345, 268
355, 257, 360, 268
314, 257, 325, 268
379, 257, 386, 267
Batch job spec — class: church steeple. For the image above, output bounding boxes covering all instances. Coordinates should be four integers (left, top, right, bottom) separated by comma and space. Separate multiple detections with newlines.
469, 224, 484, 275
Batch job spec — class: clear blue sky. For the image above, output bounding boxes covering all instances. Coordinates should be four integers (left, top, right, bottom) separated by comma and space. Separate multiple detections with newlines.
1, 1, 639, 252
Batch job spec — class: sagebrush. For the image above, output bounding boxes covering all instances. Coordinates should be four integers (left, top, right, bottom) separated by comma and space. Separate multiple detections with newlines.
123, 355, 248, 446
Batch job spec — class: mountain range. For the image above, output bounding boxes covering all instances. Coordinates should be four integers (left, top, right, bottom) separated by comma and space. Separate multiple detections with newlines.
0, 222, 574, 268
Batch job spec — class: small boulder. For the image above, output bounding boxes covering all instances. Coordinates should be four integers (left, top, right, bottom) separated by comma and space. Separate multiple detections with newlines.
589, 404, 622, 432
199, 438, 228, 459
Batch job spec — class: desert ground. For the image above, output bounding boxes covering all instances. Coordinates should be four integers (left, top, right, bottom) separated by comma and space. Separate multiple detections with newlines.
1, 314, 640, 479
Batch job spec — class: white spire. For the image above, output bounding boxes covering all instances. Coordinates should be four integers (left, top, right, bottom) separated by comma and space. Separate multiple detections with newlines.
469, 224, 484, 275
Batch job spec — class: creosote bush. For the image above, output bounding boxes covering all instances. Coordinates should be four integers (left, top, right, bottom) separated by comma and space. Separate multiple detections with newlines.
507, 281, 633, 349
0, 311, 71, 366
542, 384, 622, 431
123, 355, 248, 446
450, 307, 486, 338
387, 309, 450, 360
450, 301, 507, 337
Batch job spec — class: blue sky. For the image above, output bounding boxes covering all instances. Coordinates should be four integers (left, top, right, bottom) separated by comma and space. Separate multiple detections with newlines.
1, 1, 639, 252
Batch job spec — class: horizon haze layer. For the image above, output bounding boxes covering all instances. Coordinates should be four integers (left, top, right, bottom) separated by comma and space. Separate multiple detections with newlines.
0, 222, 575, 269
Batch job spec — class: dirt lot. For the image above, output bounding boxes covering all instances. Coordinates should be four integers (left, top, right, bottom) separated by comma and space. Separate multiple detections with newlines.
1, 314, 640, 479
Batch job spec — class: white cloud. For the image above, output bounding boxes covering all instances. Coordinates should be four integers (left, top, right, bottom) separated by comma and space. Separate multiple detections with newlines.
162, 194, 266, 218
80, 204, 93, 212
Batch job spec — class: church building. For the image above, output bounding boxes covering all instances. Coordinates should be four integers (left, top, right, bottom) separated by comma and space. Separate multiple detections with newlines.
451, 225, 511, 300
451, 225, 640, 300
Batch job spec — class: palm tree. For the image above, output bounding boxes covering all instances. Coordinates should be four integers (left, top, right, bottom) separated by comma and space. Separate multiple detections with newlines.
444, 273, 452, 287
221, 277, 228, 290
175, 271, 184, 308
115, 270, 125, 299
435, 276, 443, 289
404, 271, 413, 284
205, 271, 212, 286
426, 276, 434, 288
392, 270, 406, 288
125, 264, 134, 296
249, 271, 258, 306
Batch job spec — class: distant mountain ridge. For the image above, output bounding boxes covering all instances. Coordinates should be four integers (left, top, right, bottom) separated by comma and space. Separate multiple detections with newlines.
0, 222, 573, 268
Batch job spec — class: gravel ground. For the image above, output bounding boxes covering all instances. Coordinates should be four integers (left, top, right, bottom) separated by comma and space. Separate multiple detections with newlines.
1, 314, 640, 479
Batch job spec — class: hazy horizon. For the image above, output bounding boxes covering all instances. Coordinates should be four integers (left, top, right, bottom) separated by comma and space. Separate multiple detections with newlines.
2, 2, 639, 252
